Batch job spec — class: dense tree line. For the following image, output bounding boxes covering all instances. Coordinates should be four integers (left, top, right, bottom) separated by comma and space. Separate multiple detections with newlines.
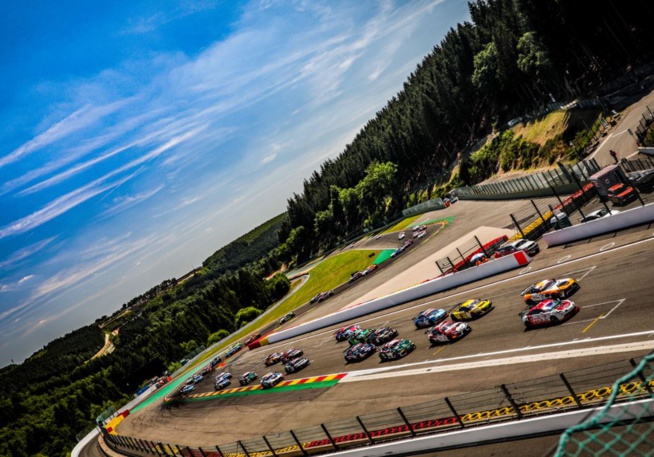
281, 0, 654, 261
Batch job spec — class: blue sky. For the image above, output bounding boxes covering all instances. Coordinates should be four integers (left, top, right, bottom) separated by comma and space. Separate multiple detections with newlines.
0, 0, 469, 366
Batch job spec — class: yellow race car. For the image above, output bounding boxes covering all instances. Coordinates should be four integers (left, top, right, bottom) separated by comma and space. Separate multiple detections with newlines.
521, 278, 580, 306
451, 299, 493, 321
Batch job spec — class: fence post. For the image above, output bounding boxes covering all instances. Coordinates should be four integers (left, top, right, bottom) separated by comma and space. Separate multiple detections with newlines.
355, 416, 374, 444
262, 436, 278, 457
510, 214, 526, 239
630, 358, 654, 394
396, 407, 416, 437
559, 373, 583, 409
446, 256, 456, 272
185, 447, 193, 457
238, 441, 251, 457
474, 235, 490, 257
320, 424, 339, 451
568, 173, 587, 220
530, 200, 545, 223
499, 384, 523, 419
444, 397, 465, 429
159, 442, 170, 456
145, 440, 155, 454
198, 447, 207, 457
289, 430, 308, 457
214, 445, 224, 457
153, 442, 162, 456
455, 248, 469, 268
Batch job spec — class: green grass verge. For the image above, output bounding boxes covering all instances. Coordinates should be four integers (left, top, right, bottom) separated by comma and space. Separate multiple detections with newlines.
373, 249, 396, 265
381, 215, 421, 235
271, 249, 378, 318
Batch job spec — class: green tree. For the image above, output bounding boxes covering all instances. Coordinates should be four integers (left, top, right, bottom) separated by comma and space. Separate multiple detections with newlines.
472, 42, 500, 97
234, 306, 262, 328
266, 273, 291, 301
207, 329, 230, 345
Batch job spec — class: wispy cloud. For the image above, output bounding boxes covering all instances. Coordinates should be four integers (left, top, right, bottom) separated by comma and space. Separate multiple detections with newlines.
0, 238, 56, 270
100, 185, 165, 218
17, 275, 34, 284
0, 99, 135, 168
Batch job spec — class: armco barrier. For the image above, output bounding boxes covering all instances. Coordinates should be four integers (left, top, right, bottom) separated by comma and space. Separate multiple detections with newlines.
543, 202, 654, 247
318, 399, 654, 457
267, 252, 531, 344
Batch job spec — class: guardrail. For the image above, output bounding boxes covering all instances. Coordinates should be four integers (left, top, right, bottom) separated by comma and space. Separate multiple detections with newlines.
102, 355, 654, 457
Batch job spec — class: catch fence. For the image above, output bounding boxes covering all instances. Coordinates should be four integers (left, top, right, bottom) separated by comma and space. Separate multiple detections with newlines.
634, 103, 654, 147
103, 355, 654, 457
454, 160, 602, 200
434, 235, 508, 275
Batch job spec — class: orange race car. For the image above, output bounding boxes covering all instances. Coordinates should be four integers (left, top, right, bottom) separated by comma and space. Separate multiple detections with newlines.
521, 278, 580, 306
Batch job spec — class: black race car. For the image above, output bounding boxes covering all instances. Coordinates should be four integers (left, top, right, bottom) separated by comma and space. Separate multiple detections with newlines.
366, 327, 398, 345
284, 357, 310, 374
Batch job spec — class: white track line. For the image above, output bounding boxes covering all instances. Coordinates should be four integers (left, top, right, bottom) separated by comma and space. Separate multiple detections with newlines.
341, 338, 654, 382
341, 329, 654, 380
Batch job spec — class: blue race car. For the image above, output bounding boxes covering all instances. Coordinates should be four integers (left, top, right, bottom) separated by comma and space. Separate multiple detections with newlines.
344, 343, 376, 363
214, 376, 232, 390
413, 308, 448, 329
179, 384, 195, 394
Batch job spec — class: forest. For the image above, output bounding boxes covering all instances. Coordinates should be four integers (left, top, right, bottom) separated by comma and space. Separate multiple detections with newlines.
2, 1, 652, 455
279, 0, 654, 262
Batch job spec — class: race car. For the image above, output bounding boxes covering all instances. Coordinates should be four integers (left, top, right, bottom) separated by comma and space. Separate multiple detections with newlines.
192, 374, 204, 383
214, 372, 232, 382
284, 356, 310, 374
522, 299, 579, 329
245, 333, 261, 346
226, 342, 243, 357
278, 312, 295, 325
260, 372, 284, 389
214, 376, 232, 390
366, 327, 398, 345
451, 299, 493, 321
427, 320, 471, 344
344, 343, 376, 363
179, 384, 195, 394
238, 371, 258, 386
280, 348, 304, 363
264, 352, 283, 366
521, 278, 580, 305
335, 324, 361, 342
200, 364, 213, 376
378, 339, 416, 361
348, 328, 376, 345
413, 308, 448, 329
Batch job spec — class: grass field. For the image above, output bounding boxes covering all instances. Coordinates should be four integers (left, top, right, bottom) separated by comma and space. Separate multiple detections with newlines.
381, 215, 421, 234
273, 249, 378, 317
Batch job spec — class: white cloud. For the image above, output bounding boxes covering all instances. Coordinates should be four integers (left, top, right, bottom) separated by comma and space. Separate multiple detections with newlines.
261, 152, 277, 164
17, 275, 34, 284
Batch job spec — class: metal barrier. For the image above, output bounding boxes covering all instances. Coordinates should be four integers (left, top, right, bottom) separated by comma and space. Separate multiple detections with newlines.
454, 160, 601, 201
104, 356, 654, 457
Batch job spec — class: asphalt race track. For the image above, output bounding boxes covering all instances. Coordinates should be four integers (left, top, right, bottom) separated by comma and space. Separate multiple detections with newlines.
114, 199, 654, 454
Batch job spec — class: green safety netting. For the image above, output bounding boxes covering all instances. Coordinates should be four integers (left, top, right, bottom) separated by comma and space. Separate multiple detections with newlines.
555, 352, 654, 456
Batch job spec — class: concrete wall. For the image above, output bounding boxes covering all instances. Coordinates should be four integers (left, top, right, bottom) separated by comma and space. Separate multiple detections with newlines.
543, 202, 654, 247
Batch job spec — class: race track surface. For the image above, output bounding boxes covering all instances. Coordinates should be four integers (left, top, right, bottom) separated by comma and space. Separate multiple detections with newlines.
115, 199, 654, 451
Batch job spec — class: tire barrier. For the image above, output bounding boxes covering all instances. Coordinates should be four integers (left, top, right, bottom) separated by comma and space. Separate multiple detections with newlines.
106, 359, 653, 457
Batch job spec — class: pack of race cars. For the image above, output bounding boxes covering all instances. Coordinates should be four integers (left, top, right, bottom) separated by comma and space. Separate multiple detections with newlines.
181, 275, 580, 396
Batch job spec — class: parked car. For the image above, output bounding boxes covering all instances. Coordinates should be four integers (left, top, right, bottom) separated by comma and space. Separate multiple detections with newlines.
580, 208, 620, 223
260, 372, 284, 389
495, 239, 539, 257
607, 183, 638, 206
522, 299, 579, 329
